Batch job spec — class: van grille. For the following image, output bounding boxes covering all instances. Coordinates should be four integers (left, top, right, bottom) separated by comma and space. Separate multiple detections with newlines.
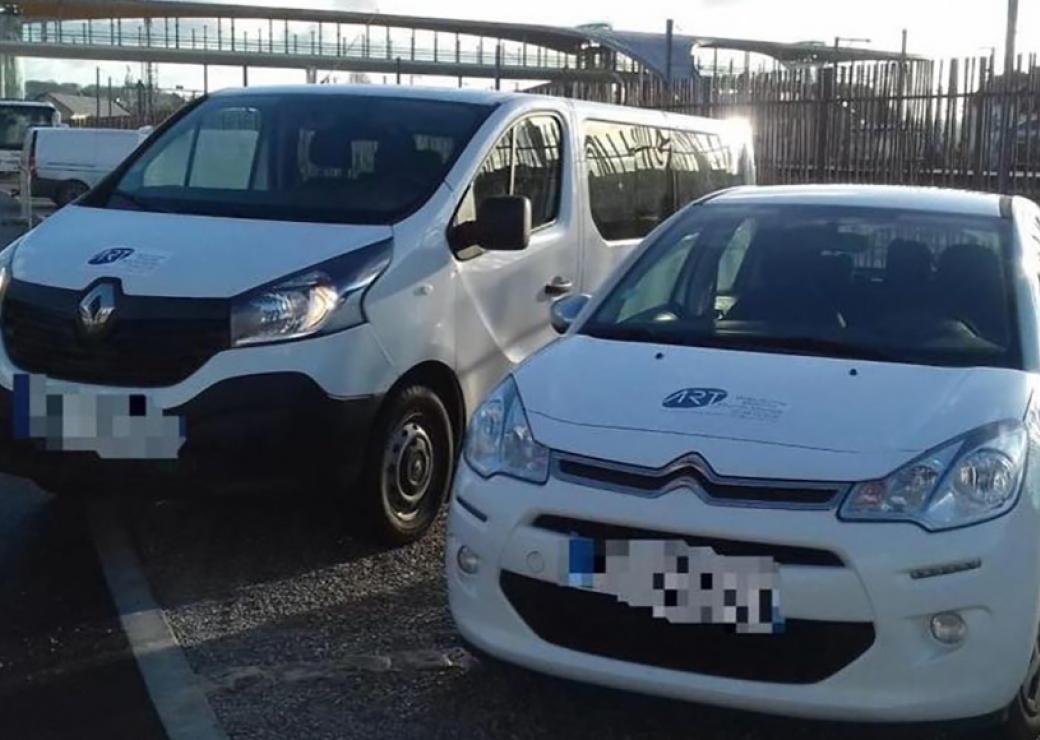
2, 279, 229, 387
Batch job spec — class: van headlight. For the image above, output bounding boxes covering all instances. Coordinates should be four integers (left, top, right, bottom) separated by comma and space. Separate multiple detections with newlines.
0, 237, 22, 310
230, 239, 391, 347
840, 421, 1028, 530
464, 375, 550, 484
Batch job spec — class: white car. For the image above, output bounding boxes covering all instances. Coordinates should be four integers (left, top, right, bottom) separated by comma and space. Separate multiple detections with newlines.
0, 85, 752, 543
448, 184, 1040, 737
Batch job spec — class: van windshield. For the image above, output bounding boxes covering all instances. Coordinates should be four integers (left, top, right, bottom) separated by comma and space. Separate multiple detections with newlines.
0, 105, 56, 150
582, 203, 1022, 370
94, 93, 494, 224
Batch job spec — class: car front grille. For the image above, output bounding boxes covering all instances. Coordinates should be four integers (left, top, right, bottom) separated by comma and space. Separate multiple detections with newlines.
2, 279, 229, 387
553, 453, 844, 507
500, 570, 874, 684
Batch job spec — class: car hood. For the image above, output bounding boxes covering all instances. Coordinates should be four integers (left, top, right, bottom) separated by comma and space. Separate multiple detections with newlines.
10, 205, 393, 298
515, 335, 1035, 482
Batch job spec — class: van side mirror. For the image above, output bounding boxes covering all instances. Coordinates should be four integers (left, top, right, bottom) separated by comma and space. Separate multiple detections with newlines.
476, 195, 531, 251
550, 294, 591, 334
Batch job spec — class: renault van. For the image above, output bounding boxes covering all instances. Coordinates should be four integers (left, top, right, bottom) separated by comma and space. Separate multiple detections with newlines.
448, 185, 1040, 736
0, 85, 753, 543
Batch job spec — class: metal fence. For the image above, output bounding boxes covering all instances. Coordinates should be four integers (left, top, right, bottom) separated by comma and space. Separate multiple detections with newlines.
550, 53, 1040, 199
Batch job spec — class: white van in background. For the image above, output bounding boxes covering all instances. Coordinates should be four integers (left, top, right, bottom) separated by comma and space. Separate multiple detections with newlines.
22, 127, 150, 206
0, 85, 753, 544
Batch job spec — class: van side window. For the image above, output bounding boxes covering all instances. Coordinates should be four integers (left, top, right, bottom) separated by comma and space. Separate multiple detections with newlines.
585, 120, 744, 243
514, 116, 563, 227
584, 121, 670, 242
451, 115, 563, 259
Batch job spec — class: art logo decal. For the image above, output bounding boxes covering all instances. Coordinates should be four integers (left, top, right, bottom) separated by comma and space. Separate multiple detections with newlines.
86, 247, 170, 275
662, 388, 728, 409
88, 248, 135, 265
663, 387, 789, 423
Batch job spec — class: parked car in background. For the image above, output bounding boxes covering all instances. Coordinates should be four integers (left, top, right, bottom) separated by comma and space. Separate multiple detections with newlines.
22, 126, 150, 206
449, 185, 1040, 738
0, 100, 59, 177
0, 85, 753, 544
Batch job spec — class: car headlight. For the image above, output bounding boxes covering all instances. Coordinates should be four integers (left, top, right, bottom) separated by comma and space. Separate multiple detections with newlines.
840, 420, 1028, 531
464, 375, 550, 484
230, 239, 391, 347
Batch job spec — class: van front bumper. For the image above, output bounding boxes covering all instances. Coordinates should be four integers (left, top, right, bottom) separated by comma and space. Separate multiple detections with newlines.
0, 322, 393, 496
0, 372, 380, 496
447, 460, 1040, 723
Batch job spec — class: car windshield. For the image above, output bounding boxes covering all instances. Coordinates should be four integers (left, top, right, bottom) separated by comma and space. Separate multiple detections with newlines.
95, 93, 494, 224
582, 202, 1021, 369
0, 105, 56, 149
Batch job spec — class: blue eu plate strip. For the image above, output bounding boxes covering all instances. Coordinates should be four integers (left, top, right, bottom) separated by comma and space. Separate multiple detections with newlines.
13, 373, 29, 439
568, 537, 596, 588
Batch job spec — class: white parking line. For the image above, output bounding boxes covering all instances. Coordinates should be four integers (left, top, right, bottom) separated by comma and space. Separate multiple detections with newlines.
88, 499, 228, 740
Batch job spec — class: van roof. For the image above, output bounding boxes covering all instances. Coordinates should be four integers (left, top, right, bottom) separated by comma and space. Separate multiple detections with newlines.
210, 84, 737, 128
212, 84, 520, 106
0, 100, 56, 109
710, 184, 1006, 217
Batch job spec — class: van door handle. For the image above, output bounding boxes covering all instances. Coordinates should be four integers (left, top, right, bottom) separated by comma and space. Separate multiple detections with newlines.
545, 276, 573, 296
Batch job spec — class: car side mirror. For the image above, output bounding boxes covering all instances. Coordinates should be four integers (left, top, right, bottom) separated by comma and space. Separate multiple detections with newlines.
476, 195, 531, 251
550, 294, 591, 334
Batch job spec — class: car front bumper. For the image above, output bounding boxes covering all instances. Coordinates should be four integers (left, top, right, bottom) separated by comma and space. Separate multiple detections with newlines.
447, 460, 1040, 723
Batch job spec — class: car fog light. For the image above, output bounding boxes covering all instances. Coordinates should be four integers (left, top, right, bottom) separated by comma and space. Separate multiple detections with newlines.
457, 545, 480, 575
930, 612, 967, 644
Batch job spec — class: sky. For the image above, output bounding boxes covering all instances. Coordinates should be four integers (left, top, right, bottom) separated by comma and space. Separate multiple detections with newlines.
22, 0, 1040, 92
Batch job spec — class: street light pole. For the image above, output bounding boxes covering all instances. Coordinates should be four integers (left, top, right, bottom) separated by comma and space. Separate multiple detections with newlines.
998, 0, 1019, 192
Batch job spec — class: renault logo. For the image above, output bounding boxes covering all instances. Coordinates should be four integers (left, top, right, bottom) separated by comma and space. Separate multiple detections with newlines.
78, 282, 117, 337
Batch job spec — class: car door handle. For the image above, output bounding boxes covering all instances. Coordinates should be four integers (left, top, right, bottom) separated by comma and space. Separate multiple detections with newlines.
545, 276, 574, 296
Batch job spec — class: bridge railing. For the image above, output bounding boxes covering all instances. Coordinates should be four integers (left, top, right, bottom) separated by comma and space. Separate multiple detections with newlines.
20, 18, 641, 73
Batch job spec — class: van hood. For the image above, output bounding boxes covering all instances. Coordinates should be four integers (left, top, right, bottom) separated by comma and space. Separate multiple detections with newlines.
11, 206, 393, 298
515, 335, 1035, 481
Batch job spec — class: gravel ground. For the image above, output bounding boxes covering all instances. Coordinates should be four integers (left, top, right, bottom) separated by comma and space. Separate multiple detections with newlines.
123, 495, 972, 740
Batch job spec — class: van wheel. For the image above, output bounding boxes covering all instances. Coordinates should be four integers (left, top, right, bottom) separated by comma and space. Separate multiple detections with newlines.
996, 628, 1040, 740
362, 384, 454, 546
56, 180, 88, 207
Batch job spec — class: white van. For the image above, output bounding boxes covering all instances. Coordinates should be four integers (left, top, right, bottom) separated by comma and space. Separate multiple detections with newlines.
23, 127, 149, 206
448, 185, 1040, 736
0, 85, 753, 543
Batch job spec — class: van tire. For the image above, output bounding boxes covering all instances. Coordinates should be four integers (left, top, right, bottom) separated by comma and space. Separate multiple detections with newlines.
56, 180, 88, 207
361, 384, 454, 546
995, 629, 1040, 740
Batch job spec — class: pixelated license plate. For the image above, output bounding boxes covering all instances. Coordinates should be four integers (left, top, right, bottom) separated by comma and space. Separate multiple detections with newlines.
12, 373, 185, 460
567, 538, 784, 634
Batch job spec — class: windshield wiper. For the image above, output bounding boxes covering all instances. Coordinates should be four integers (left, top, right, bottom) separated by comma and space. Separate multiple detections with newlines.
583, 325, 898, 361
702, 334, 899, 362
109, 189, 170, 213
582, 324, 688, 345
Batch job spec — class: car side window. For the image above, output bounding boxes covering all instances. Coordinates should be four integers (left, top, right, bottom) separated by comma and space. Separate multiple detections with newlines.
451, 115, 563, 260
